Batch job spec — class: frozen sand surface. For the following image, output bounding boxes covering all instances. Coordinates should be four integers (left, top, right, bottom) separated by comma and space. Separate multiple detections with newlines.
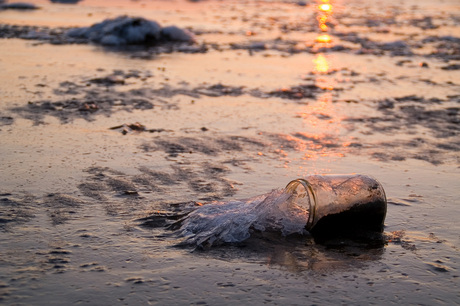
0, 0, 459, 304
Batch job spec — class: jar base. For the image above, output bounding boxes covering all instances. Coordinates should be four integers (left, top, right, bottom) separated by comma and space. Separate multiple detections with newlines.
308, 198, 386, 242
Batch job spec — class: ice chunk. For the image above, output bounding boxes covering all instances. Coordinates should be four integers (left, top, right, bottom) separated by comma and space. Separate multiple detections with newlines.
100, 34, 123, 46
161, 26, 195, 42
67, 16, 162, 46
66, 16, 195, 46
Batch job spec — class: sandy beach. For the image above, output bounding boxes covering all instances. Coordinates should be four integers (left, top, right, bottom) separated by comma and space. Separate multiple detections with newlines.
1, 0, 459, 304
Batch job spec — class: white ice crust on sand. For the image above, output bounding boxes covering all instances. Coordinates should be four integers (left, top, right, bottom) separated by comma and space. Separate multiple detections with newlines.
66, 16, 194, 46
179, 189, 309, 247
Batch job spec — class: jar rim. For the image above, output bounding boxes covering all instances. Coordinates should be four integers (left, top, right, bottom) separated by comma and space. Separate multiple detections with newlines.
285, 178, 317, 230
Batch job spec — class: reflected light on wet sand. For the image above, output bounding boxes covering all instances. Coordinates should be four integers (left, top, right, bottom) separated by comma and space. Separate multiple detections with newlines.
297, 88, 347, 162
295, 0, 349, 165
313, 53, 336, 90
313, 53, 329, 74
318, 3, 332, 12
316, 34, 332, 43
315, 0, 334, 44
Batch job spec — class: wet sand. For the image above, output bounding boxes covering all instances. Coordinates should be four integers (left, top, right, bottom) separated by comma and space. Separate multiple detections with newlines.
1, 0, 459, 304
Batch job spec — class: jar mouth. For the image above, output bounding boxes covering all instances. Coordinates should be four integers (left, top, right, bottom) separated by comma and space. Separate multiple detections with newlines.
285, 179, 317, 230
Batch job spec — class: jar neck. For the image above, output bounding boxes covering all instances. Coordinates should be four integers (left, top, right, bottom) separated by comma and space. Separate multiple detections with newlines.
285, 179, 317, 230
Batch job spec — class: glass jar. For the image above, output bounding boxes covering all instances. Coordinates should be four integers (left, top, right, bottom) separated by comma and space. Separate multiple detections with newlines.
285, 174, 387, 239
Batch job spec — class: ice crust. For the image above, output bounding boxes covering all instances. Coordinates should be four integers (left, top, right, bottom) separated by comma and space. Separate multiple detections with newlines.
66, 16, 194, 46
179, 189, 309, 247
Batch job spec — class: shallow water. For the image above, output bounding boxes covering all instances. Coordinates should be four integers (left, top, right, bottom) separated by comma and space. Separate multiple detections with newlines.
1, 0, 459, 304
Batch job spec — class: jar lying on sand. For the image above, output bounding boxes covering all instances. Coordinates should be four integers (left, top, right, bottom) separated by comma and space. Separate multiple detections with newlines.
285, 174, 387, 240
137, 174, 388, 247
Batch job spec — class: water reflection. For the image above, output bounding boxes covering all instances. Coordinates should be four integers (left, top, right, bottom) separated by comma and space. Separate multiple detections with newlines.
319, 3, 332, 13
198, 233, 385, 273
296, 0, 349, 164
313, 53, 329, 74
316, 34, 332, 43
316, 0, 333, 42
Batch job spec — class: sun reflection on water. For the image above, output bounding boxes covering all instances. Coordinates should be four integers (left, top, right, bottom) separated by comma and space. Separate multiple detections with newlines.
318, 3, 332, 13
316, 0, 333, 35
294, 0, 350, 171
314, 0, 334, 46
313, 53, 329, 73
316, 34, 332, 43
